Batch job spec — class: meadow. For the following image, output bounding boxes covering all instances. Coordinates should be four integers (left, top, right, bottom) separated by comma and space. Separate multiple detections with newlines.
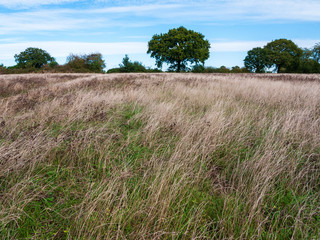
0, 73, 319, 239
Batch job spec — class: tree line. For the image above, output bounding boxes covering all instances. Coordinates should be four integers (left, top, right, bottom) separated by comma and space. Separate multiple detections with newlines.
1, 27, 319, 74
244, 39, 320, 73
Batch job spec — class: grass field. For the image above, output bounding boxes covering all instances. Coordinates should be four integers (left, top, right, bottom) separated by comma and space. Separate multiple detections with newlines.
0, 73, 319, 239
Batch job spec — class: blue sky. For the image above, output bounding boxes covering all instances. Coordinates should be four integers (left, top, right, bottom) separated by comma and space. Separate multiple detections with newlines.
0, 0, 320, 70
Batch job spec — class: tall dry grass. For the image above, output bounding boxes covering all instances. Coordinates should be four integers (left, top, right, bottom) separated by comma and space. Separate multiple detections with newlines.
0, 73, 319, 239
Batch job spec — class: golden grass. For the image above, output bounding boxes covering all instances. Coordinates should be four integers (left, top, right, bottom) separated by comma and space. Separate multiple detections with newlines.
0, 73, 319, 239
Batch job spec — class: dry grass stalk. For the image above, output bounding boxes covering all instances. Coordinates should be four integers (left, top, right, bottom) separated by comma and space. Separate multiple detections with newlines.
0, 73, 319, 239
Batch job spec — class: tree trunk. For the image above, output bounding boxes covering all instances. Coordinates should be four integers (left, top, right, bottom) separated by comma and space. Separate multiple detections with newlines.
277, 64, 281, 73
177, 61, 181, 72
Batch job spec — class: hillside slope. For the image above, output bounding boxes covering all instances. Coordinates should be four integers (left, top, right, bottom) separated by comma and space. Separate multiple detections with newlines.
0, 73, 319, 239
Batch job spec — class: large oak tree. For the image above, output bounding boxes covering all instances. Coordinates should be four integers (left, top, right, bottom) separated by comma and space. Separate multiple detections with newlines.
264, 39, 302, 73
147, 27, 210, 72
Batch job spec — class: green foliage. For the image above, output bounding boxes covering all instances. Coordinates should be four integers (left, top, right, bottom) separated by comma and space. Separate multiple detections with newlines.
244, 47, 269, 73
0, 64, 5, 74
118, 55, 147, 72
107, 68, 122, 73
65, 53, 106, 73
147, 26, 210, 72
191, 64, 205, 73
14, 47, 56, 69
201, 66, 216, 73
264, 39, 302, 73
214, 65, 230, 73
298, 48, 320, 73
107, 55, 162, 73
312, 42, 320, 63
192, 65, 248, 73
298, 59, 320, 73
244, 41, 320, 74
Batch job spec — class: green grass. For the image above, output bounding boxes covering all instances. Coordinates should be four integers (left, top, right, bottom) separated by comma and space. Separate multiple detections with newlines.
1, 74, 319, 239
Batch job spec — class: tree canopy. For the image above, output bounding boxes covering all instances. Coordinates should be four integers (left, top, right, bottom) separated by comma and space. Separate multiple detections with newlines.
66, 53, 105, 73
312, 43, 320, 63
118, 55, 147, 72
264, 39, 302, 73
147, 26, 210, 72
14, 47, 56, 69
243, 39, 318, 73
244, 47, 269, 73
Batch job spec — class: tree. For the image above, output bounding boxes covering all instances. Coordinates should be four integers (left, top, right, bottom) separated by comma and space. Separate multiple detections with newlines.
214, 66, 230, 73
244, 47, 268, 73
312, 42, 320, 63
14, 47, 56, 69
118, 55, 147, 72
0, 63, 5, 74
66, 53, 105, 73
84, 53, 106, 73
298, 47, 320, 73
264, 39, 302, 73
191, 64, 205, 73
147, 26, 210, 72
231, 66, 249, 73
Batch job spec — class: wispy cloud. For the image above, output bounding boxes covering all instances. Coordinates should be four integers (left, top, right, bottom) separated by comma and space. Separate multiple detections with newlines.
0, 0, 319, 67
89, 4, 182, 14
212, 41, 268, 52
212, 39, 320, 52
0, 4, 181, 34
1, 39, 318, 60
0, 9, 107, 34
0, 0, 81, 8
95, 0, 320, 22
1, 0, 319, 27
0, 41, 147, 59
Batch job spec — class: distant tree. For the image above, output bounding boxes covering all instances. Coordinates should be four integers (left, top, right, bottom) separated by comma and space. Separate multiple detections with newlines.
301, 48, 313, 60
146, 67, 162, 73
0, 63, 6, 74
118, 55, 147, 72
312, 42, 320, 63
66, 53, 105, 73
202, 67, 216, 73
107, 68, 122, 73
147, 26, 210, 72
264, 39, 302, 73
192, 65, 248, 73
298, 47, 320, 73
191, 64, 205, 73
85, 53, 106, 73
299, 59, 320, 73
244, 47, 268, 73
214, 66, 230, 73
107, 55, 161, 73
14, 47, 56, 69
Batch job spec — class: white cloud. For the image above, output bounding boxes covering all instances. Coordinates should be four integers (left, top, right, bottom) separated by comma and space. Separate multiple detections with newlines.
0, 41, 147, 59
0, 0, 319, 36
90, 4, 181, 14
156, 0, 320, 22
212, 39, 320, 52
0, 0, 80, 8
1, 39, 318, 61
94, 0, 320, 22
0, 10, 106, 34
1, 0, 320, 22
212, 41, 268, 52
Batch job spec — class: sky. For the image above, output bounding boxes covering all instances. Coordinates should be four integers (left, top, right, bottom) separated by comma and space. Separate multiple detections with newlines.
0, 0, 320, 70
